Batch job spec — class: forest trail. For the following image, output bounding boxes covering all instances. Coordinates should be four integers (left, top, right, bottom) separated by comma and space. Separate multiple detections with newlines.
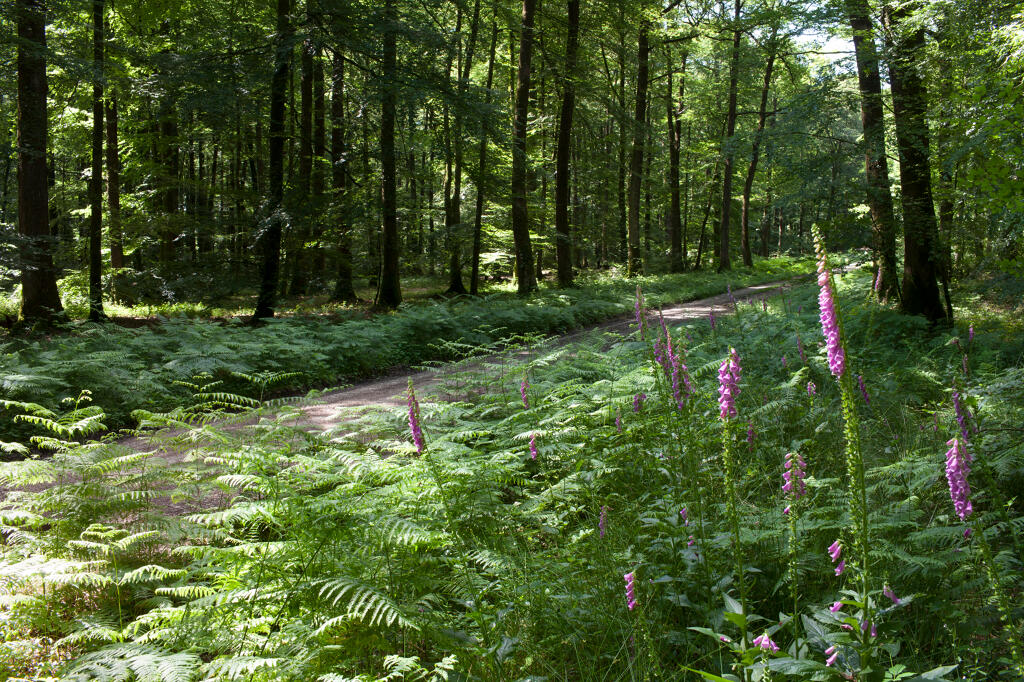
292, 277, 797, 431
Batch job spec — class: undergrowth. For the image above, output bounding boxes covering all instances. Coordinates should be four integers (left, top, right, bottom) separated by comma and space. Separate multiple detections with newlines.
0, 256, 813, 437
1, 263, 1022, 681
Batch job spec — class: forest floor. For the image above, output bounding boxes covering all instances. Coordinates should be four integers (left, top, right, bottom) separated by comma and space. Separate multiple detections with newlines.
118, 275, 810, 474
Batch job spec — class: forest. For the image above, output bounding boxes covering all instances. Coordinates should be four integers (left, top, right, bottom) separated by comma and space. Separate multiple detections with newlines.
1, 0, 1023, 679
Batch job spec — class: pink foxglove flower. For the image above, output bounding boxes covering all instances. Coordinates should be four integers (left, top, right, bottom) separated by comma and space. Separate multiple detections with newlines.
828, 540, 841, 563
709, 310, 716, 331
829, 601, 842, 613
945, 437, 973, 521
632, 393, 646, 413
520, 374, 530, 409
599, 505, 608, 538
529, 432, 538, 460
834, 559, 846, 576
797, 335, 806, 364
624, 572, 637, 610
782, 452, 807, 500
718, 348, 741, 420
751, 633, 780, 653
807, 381, 816, 396
814, 233, 846, 378
883, 585, 900, 605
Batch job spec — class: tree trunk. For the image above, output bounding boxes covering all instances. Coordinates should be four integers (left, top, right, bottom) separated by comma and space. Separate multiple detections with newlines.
290, 18, 314, 296
16, 0, 63, 323
253, 0, 292, 319
740, 29, 776, 267
88, 0, 105, 321
718, 0, 741, 272
312, 49, 326, 280
106, 102, 122, 274
510, 0, 537, 294
847, 0, 900, 302
626, 20, 649, 277
445, 0, 480, 295
159, 116, 179, 263
331, 50, 357, 303
667, 49, 687, 273
883, 3, 947, 323
376, 0, 401, 307
554, 0, 579, 288
471, 17, 499, 295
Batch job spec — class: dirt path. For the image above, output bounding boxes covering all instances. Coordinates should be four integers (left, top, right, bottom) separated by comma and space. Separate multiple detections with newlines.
296, 277, 799, 431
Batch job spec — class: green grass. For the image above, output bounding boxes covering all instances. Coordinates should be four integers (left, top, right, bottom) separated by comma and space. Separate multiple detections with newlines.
0, 256, 815, 437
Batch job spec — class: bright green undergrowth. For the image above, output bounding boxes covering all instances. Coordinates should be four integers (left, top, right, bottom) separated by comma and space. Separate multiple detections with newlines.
0, 256, 813, 437
2, 266, 1021, 681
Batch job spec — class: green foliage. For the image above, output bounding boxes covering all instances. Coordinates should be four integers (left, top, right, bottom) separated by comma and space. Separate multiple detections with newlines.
0, 257, 812, 436
2, 267, 1022, 680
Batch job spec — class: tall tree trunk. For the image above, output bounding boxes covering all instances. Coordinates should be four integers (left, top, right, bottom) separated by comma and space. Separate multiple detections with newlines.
290, 17, 314, 296
106, 94, 122, 271
88, 0, 105, 321
445, 0, 480, 295
626, 20, 649, 277
159, 116, 179, 263
554, 0, 579, 288
312, 49, 326, 281
253, 0, 292, 319
758, 98, 776, 257
331, 50, 357, 303
16, 0, 63, 323
376, 0, 402, 307
740, 29, 776, 267
847, 0, 900, 302
510, 0, 537, 294
667, 49, 687, 273
883, 3, 947, 323
471, 16, 499, 295
718, 0, 741, 272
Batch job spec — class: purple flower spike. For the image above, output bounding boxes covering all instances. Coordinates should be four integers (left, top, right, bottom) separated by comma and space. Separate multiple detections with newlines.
969, 325, 974, 342
615, 411, 622, 433
963, 354, 969, 376
599, 505, 608, 538
835, 560, 846, 576
797, 335, 806, 364
858, 375, 870, 405
945, 437, 973, 521
624, 572, 637, 610
709, 310, 716, 331
807, 381, 816, 397
828, 540, 841, 563
407, 382, 425, 454
883, 585, 900, 605
953, 387, 970, 443
871, 624, 878, 638
782, 355, 788, 368
529, 432, 538, 460
680, 507, 689, 525
746, 421, 756, 444
783, 505, 791, 515
718, 348, 741, 420
783, 452, 807, 500
817, 268, 846, 378
632, 393, 647, 413
520, 374, 530, 409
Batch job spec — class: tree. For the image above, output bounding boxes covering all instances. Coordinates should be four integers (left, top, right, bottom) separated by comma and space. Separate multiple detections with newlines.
375, 0, 401, 308
510, 0, 537, 294
846, 0, 899, 302
470, 16, 499, 296
88, 0, 105, 321
883, 2, 947, 323
740, 25, 777, 268
626, 19, 650, 277
554, 0, 580, 288
331, 50, 357, 303
717, 0, 742, 272
253, 0, 292, 320
16, 0, 63, 323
